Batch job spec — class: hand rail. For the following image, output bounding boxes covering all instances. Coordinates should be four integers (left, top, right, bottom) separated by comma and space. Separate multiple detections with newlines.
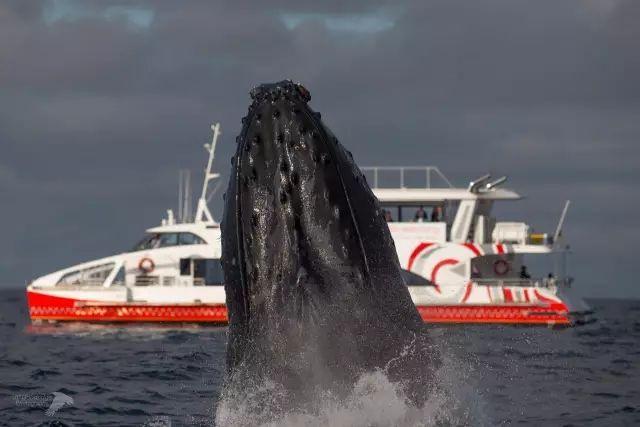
360, 166, 454, 189
472, 277, 569, 288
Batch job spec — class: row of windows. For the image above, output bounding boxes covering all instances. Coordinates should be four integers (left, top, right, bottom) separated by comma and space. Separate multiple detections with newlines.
55, 262, 433, 288
131, 232, 206, 252
57, 262, 115, 286
180, 258, 224, 286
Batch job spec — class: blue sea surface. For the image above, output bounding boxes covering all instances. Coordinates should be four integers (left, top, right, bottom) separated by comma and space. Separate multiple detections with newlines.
0, 288, 638, 426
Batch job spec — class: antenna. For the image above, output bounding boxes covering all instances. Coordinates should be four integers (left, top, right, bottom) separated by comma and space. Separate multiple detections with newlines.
485, 176, 507, 190
206, 180, 222, 203
177, 169, 193, 223
553, 200, 571, 244
194, 123, 222, 224
184, 170, 192, 222
178, 169, 183, 222
165, 123, 221, 226
468, 174, 491, 193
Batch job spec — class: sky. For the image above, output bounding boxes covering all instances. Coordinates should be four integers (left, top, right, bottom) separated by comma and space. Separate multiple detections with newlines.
0, 0, 638, 298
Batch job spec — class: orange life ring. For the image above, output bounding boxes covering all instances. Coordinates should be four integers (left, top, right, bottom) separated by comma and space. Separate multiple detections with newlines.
138, 257, 155, 273
493, 259, 509, 276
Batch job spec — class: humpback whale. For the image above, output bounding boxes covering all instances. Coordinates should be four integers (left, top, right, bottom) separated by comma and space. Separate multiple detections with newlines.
219, 80, 438, 415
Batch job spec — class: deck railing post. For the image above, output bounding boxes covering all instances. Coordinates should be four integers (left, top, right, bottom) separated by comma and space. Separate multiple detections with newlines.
359, 166, 453, 189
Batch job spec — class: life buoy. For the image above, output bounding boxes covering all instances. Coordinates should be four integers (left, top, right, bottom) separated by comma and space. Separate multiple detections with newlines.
493, 259, 509, 276
138, 257, 155, 273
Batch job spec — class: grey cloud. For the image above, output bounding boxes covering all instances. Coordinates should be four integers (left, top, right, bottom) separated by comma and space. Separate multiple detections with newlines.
0, 0, 637, 297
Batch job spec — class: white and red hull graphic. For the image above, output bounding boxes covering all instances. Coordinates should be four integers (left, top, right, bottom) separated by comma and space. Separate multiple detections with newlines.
411, 286, 572, 325
27, 287, 573, 326
416, 303, 570, 325
27, 291, 228, 323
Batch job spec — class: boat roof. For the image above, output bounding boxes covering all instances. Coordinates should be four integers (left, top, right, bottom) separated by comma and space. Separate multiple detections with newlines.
373, 187, 522, 204
147, 222, 218, 234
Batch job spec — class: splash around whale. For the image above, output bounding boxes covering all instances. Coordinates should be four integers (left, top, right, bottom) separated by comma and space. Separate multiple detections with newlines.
217, 80, 439, 424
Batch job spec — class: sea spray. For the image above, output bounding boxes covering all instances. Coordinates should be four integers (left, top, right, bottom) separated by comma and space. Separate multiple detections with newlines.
215, 345, 488, 427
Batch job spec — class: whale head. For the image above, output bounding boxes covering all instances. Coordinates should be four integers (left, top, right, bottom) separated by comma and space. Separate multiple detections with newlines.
220, 80, 436, 409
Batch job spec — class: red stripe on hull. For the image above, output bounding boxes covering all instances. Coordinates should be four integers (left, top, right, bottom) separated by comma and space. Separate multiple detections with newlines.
462, 243, 482, 257
461, 282, 473, 303
27, 291, 228, 323
416, 304, 571, 325
28, 291, 572, 326
503, 288, 514, 303
407, 242, 434, 270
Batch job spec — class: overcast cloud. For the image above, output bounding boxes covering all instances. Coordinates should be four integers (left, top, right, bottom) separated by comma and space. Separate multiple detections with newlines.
0, 0, 638, 297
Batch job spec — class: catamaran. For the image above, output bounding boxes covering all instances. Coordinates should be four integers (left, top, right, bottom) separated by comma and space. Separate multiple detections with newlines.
26, 123, 590, 325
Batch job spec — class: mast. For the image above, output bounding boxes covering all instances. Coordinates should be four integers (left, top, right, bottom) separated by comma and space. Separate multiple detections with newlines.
177, 169, 193, 223
194, 123, 221, 224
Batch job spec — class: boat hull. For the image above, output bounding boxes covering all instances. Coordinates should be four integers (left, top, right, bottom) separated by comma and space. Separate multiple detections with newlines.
417, 304, 571, 325
27, 289, 576, 326
27, 291, 228, 323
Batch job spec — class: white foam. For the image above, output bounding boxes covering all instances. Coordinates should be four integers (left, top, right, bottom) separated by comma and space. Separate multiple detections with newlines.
216, 343, 489, 427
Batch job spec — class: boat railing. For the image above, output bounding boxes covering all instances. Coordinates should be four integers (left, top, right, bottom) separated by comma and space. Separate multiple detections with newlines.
360, 166, 454, 189
473, 277, 570, 288
42, 281, 123, 290
66, 279, 107, 287
133, 275, 203, 287
134, 276, 160, 287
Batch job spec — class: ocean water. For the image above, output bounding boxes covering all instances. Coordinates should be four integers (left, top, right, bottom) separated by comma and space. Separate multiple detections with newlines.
0, 288, 638, 426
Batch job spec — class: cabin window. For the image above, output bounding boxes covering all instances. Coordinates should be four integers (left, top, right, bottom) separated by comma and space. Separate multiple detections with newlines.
444, 200, 459, 225
158, 233, 179, 247
180, 258, 191, 276
132, 232, 206, 251
380, 204, 448, 224
193, 259, 206, 280
181, 258, 224, 285
57, 262, 115, 286
132, 234, 161, 251
203, 259, 224, 286
178, 232, 206, 245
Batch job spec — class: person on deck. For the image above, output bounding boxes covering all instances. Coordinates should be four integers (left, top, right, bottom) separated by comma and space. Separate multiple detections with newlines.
414, 206, 428, 222
544, 273, 556, 287
520, 265, 531, 279
431, 206, 442, 222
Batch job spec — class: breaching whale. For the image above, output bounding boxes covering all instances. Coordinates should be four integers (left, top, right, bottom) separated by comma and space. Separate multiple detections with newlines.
219, 80, 438, 415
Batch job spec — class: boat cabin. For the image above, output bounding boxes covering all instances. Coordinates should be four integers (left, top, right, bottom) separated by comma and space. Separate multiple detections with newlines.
362, 167, 552, 247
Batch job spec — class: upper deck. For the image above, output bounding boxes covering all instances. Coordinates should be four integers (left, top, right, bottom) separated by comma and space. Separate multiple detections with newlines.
361, 166, 521, 204
361, 166, 562, 249
372, 187, 521, 204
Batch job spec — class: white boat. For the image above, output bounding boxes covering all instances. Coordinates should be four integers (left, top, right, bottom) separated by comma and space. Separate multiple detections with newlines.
27, 123, 589, 325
